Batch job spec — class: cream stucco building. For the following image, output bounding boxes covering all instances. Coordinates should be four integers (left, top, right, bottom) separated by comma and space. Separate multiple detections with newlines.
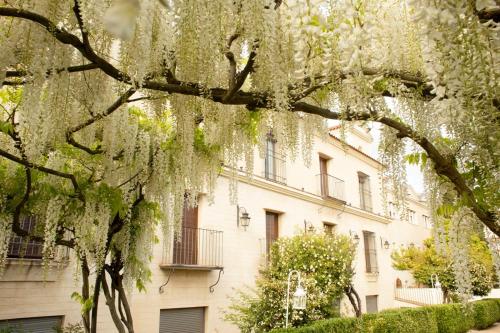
0, 125, 432, 332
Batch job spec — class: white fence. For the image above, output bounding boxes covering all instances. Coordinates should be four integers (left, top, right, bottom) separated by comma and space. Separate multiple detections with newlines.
395, 288, 443, 306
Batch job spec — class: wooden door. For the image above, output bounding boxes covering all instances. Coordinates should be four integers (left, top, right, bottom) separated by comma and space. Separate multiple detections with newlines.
173, 201, 198, 265
319, 156, 329, 197
266, 212, 279, 256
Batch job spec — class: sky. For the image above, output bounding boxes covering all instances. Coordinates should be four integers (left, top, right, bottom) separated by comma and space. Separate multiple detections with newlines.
368, 124, 425, 194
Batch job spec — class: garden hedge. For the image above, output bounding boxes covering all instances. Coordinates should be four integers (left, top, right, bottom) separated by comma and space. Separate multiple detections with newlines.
271, 299, 500, 333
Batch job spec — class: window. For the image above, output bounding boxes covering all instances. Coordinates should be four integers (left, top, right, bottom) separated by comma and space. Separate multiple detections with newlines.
8, 216, 43, 259
408, 209, 416, 225
363, 231, 378, 273
388, 202, 397, 219
319, 156, 329, 197
358, 173, 372, 212
422, 215, 432, 228
264, 133, 286, 183
0, 316, 63, 332
173, 197, 199, 265
365, 295, 378, 313
159, 308, 205, 333
323, 222, 335, 235
265, 212, 279, 257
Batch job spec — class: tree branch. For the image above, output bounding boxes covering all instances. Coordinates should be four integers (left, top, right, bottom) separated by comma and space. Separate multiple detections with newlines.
0, 148, 84, 201
223, 41, 258, 103
291, 102, 499, 237
5, 63, 99, 79
477, 7, 500, 23
224, 33, 240, 94
1, 6, 496, 236
67, 88, 136, 135
101, 270, 126, 333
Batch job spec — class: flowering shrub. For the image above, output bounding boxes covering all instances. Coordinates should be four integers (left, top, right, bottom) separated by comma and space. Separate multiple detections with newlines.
225, 232, 356, 332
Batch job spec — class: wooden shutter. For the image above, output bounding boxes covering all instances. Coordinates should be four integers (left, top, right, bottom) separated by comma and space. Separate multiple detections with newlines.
363, 231, 378, 273
0, 316, 62, 333
265, 212, 279, 256
319, 156, 329, 196
159, 307, 205, 333
173, 199, 198, 265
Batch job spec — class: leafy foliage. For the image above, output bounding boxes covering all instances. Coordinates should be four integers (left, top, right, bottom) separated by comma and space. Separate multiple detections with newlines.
271, 299, 500, 333
392, 236, 496, 298
225, 233, 356, 332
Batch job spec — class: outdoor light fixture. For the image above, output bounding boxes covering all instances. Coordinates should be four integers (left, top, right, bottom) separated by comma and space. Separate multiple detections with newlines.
237, 205, 251, 229
349, 230, 360, 244
293, 285, 307, 310
285, 270, 307, 328
380, 237, 390, 250
431, 274, 441, 289
304, 220, 315, 233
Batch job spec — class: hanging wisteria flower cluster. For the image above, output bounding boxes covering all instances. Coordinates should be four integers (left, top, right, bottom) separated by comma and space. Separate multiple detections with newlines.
0, 0, 498, 303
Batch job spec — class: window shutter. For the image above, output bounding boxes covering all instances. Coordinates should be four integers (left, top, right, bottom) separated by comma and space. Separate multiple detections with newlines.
0, 316, 62, 333
159, 307, 205, 333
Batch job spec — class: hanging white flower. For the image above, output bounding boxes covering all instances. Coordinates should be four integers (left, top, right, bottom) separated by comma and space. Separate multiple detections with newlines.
104, 0, 140, 40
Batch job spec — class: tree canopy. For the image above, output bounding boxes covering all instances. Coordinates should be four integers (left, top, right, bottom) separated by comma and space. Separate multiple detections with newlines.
392, 236, 497, 302
0, 0, 499, 331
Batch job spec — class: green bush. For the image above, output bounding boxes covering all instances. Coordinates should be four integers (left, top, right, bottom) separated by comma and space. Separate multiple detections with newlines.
429, 303, 473, 333
271, 299, 500, 333
370, 307, 438, 333
471, 299, 500, 329
225, 233, 356, 332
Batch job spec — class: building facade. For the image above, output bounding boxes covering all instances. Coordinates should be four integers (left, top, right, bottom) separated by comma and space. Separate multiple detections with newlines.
0, 126, 432, 332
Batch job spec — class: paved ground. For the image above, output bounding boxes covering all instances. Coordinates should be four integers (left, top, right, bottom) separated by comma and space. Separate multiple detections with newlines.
470, 323, 500, 332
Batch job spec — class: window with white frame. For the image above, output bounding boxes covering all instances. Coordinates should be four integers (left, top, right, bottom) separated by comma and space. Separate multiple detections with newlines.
422, 215, 432, 228
388, 202, 397, 219
358, 172, 373, 212
408, 209, 417, 225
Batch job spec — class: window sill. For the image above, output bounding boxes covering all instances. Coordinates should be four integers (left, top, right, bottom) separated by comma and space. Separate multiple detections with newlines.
0, 258, 70, 282
365, 272, 379, 282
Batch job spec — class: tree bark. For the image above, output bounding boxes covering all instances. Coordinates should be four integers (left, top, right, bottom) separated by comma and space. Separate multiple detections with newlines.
345, 285, 362, 317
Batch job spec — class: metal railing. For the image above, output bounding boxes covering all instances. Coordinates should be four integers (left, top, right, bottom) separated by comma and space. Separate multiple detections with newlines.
316, 174, 345, 201
7, 216, 69, 261
162, 226, 223, 269
264, 151, 287, 184
395, 287, 443, 306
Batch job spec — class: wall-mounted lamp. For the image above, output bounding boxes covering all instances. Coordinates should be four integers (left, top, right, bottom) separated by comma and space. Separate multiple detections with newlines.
237, 205, 251, 230
304, 220, 315, 233
349, 230, 360, 245
380, 237, 391, 250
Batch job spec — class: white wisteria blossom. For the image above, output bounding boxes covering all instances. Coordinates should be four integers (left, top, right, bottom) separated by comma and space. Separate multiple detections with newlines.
0, 0, 498, 332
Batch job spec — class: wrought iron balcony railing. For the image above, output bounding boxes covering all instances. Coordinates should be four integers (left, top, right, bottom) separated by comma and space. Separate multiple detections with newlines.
161, 226, 223, 270
316, 173, 345, 201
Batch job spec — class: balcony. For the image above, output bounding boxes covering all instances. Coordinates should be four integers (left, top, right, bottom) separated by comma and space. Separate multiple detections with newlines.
161, 226, 223, 270
316, 173, 345, 202
264, 152, 287, 184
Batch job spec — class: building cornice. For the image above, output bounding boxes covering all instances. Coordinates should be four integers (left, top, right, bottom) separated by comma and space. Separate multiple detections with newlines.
222, 170, 392, 225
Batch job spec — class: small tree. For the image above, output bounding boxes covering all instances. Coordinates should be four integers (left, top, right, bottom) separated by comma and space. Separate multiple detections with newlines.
225, 232, 356, 332
392, 236, 496, 302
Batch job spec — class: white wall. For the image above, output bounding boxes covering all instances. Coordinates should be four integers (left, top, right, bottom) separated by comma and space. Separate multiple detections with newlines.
0, 128, 432, 332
